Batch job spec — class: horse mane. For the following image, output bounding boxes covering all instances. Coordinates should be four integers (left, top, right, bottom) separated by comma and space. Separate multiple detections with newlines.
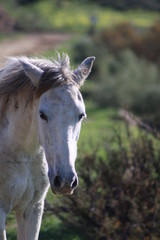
0, 54, 73, 99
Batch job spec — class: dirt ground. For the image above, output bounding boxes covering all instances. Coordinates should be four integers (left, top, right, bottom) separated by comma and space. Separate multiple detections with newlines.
0, 32, 71, 66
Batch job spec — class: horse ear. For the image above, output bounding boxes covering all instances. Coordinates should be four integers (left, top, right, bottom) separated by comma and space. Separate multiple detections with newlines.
19, 59, 44, 86
73, 56, 95, 87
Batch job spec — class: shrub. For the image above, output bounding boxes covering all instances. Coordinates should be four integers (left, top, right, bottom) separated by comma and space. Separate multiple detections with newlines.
46, 130, 160, 239
73, 31, 160, 126
98, 22, 160, 64
16, 0, 39, 5
90, 0, 160, 11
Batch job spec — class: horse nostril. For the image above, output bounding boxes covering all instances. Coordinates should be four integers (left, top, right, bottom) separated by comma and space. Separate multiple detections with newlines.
53, 174, 78, 193
54, 175, 62, 189
71, 177, 78, 189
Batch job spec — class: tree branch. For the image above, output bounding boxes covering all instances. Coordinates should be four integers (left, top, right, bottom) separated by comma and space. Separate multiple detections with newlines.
119, 109, 160, 140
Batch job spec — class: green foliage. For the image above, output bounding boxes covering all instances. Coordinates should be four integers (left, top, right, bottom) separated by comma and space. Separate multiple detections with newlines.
90, 0, 160, 11
99, 22, 160, 63
72, 23, 160, 127
75, 41, 160, 111
48, 130, 160, 240
40, 215, 85, 240
6, 215, 17, 240
1, 0, 159, 32
16, 0, 39, 5
7, 0, 160, 11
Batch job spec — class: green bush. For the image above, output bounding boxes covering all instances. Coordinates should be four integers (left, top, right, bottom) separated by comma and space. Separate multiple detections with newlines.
46, 130, 160, 240
16, 0, 39, 5
73, 31, 160, 126
90, 0, 160, 11
98, 22, 160, 64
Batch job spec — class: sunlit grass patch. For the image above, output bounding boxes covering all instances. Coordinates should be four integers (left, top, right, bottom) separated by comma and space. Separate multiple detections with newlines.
97, 9, 160, 28
2, 0, 159, 32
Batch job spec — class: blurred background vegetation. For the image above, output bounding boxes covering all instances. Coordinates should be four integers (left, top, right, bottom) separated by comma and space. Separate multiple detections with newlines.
0, 0, 160, 239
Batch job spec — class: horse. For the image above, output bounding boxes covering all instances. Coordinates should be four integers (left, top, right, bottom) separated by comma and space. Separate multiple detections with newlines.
0, 53, 95, 240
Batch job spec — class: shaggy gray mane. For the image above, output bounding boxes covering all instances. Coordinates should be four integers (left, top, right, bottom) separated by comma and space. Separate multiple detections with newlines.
0, 53, 74, 99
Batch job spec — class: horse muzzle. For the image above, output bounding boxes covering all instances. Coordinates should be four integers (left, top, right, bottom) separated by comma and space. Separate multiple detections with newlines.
49, 172, 78, 195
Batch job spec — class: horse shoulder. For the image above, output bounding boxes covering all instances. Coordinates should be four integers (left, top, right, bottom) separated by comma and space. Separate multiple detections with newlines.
0, 151, 49, 214
16, 151, 49, 212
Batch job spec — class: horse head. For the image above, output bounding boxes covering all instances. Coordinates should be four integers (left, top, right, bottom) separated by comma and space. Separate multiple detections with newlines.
20, 54, 95, 195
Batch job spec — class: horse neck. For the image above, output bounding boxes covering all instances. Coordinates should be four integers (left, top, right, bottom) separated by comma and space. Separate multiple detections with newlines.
0, 90, 40, 156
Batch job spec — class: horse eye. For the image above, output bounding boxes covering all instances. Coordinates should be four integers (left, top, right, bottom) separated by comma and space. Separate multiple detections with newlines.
39, 111, 48, 121
79, 113, 86, 121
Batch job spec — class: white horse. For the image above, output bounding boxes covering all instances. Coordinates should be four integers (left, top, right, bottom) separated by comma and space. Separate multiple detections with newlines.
0, 54, 95, 240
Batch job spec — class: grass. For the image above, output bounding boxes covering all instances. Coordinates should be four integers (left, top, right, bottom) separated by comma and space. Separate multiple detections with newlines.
97, 8, 160, 28
6, 214, 17, 240
77, 100, 137, 157
40, 214, 86, 240
1, 0, 160, 32
28, 1, 160, 30
6, 212, 86, 240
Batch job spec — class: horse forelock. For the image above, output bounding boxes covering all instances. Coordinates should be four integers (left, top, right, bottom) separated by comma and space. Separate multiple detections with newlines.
0, 54, 77, 117
34, 54, 77, 98
0, 54, 75, 98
